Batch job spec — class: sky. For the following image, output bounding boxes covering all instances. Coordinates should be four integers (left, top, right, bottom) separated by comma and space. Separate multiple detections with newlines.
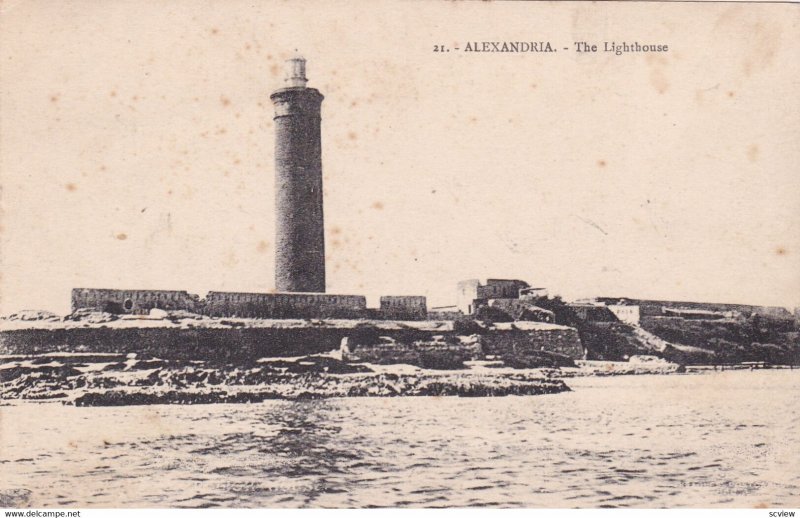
1, 0, 799, 314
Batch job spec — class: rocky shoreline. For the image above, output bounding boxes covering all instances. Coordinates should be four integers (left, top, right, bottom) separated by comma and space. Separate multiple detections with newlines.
0, 310, 697, 406
0, 354, 575, 406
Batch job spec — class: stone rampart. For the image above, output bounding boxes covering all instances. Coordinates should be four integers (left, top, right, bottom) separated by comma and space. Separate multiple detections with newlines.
480, 323, 585, 359
203, 292, 366, 319
71, 288, 198, 315
0, 320, 586, 363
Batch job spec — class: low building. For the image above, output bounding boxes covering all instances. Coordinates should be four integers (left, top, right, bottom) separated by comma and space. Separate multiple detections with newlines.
457, 278, 530, 314
427, 305, 463, 321
71, 288, 198, 315
378, 296, 427, 321
203, 291, 367, 319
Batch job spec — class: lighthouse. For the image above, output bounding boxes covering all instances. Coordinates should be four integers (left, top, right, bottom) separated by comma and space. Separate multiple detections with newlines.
270, 56, 326, 293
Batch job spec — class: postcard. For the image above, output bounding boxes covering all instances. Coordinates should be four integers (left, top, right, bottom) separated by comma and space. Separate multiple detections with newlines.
0, 0, 798, 510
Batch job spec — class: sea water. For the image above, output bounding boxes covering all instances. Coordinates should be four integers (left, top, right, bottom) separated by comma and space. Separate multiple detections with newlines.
1, 370, 798, 508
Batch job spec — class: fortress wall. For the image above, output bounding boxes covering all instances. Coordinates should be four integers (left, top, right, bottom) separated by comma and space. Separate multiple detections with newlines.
480, 327, 585, 360
203, 292, 366, 319
378, 296, 427, 321
0, 323, 587, 363
71, 289, 370, 320
343, 323, 585, 364
71, 289, 438, 321
0, 327, 347, 361
71, 288, 198, 315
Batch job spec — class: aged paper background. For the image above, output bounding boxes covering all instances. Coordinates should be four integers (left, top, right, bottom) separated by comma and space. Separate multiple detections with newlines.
1, 1, 800, 510
1, 0, 798, 315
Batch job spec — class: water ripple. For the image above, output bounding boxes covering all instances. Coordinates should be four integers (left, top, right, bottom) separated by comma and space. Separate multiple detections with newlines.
1, 370, 798, 507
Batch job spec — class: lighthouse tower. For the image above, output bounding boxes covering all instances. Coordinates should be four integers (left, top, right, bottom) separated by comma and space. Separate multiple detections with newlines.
270, 56, 326, 293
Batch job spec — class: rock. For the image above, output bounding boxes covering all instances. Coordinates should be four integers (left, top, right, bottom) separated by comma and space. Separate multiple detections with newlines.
260, 356, 372, 375
66, 309, 118, 323
453, 317, 486, 335
101, 362, 127, 372
628, 355, 669, 364
459, 334, 483, 347
166, 310, 203, 321
87, 375, 125, 389
302, 355, 373, 374
220, 320, 246, 328
28, 391, 68, 400
500, 350, 576, 369
417, 350, 468, 370
572, 359, 682, 376
3, 354, 576, 406
414, 376, 569, 397
0, 367, 29, 383
131, 359, 168, 370
6, 310, 60, 322
0, 364, 82, 383
342, 335, 482, 369
487, 299, 556, 323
